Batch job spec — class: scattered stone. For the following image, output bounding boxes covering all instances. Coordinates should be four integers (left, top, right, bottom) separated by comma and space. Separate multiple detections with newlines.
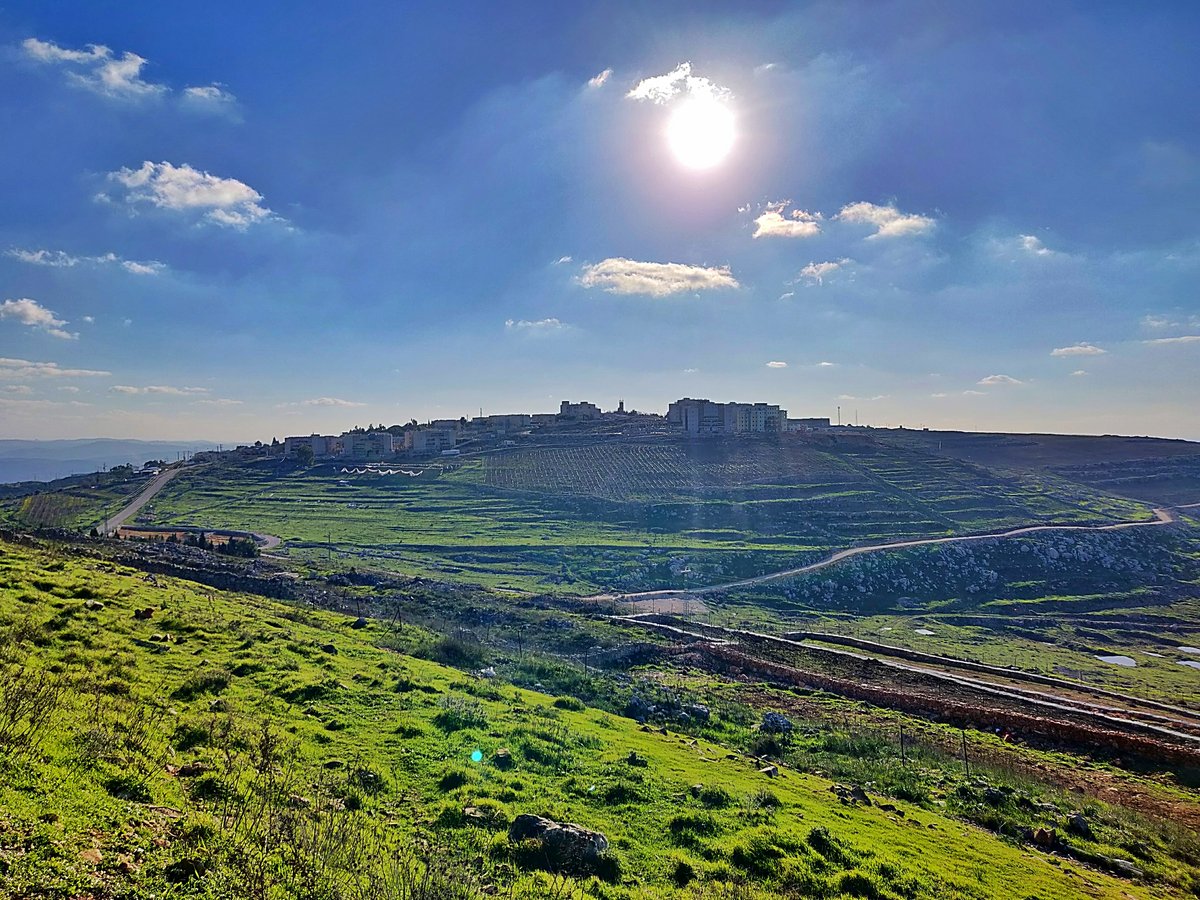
133, 607, 154, 620
760, 711, 794, 735
80, 848, 103, 865
508, 814, 609, 873
351, 617, 368, 629
1030, 827, 1058, 849
177, 762, 209, 778
149, 633, 169, 642
1066, 813, 1094, 840
829, 783, 872, 805
689, 784, 703, 798
319, 643, 337, 654
984, 787, 1007, 806
208, 698, 227, 713
493, 748, 513, 769
759, 765, 779, 778
83, 599, 105, 611
117, 854, 138, 874
38, 813, 58, 824
164, 858, 207, 884
626, 750, 648, 767
479, 666, 497, 679
878, 803, 904, 817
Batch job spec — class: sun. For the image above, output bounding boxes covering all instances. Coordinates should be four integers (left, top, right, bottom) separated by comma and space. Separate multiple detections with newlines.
665, 95, 735, 170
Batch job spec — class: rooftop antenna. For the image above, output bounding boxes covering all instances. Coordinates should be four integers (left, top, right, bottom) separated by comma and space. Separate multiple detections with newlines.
837, 405, 841, 427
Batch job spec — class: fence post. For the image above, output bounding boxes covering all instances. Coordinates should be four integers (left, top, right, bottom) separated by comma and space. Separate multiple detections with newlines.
961, 729, 970, 779
899, 723, 906, 766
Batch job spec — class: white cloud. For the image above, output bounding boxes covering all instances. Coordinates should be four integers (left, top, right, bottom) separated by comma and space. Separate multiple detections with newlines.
752, 203, 822, 239
181, 83, 238, 115
777, 291, 794, 301
1050, 342, 1106, 357
682, 368, 699, 374
110, 385, 209, 396
81, 316, 95, 324
0, 298, 76, 339
196, 398, 243, 406
58, 385, 80, 393
1141, 314, 1173, 329
835, 201, 935, 238
578, 258, 738, 297
553, 255, 573, 265
799, 258, 852, 284
930, 392, 949, 398
0, 358, 109, 379
2, 384, 32, 395
977, 374, 1024, 386
766, 361, 788, 368
587, 69, 612, 89
1020, 234, 1056, 257
837, 393, 889, 401
1071, 370, 1088, 377
7, 247, 165, 275
626, 61, 730, 104
1143, 335, 1200, 346
277, 397, 367, 408
962, 389, 986, 396
816, 361, 836, 367
505, 317, 567, 333
23, 37, 167, 99
104, 161, 281, 229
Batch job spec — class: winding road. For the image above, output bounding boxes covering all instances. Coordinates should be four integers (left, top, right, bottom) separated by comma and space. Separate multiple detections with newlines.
600, 503, 1197, 606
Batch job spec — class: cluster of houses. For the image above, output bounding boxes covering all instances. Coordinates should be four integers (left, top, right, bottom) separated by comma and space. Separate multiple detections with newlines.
262, 398, 836, 462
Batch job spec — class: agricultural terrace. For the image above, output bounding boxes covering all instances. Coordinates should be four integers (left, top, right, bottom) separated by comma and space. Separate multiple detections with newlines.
141, 436, 1153, 595
0, 479, 143, 531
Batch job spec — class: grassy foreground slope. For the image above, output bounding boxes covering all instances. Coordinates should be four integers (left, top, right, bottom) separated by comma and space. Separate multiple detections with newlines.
0, 538, 1183, 899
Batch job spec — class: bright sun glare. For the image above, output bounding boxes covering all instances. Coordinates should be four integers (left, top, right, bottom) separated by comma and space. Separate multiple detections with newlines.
666, 95, 735, 170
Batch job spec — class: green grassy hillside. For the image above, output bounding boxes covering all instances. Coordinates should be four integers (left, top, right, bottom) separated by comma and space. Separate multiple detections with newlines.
2, 537, 1193, 898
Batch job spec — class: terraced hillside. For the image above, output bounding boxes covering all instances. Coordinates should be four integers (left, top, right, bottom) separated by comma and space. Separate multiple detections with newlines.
137, 435, 1157, 594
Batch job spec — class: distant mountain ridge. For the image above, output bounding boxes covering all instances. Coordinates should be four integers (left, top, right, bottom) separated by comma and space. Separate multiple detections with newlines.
0, 439, 222, 484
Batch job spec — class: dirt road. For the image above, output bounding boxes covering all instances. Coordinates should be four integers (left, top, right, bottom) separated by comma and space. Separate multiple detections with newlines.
602, 505, 1183, 607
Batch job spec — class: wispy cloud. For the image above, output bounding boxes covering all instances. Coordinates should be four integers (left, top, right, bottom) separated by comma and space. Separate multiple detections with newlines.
835, 201, 934, 239
1050, 342, 1106, 357
0, 357, 109, 379
837, 393, 888, 401
752, 203, 821, 239
1143, 335, 1200, 346
196, 398, 243, 407
1019, 234, 1057, 257
1071, 370, 1088, 377
587, 69, 612, 89
578, 258, 738, 297
0, 298, 76, 340
505, 317, 568, 334
766, 360, 788, 369
103, 161, 282, 230
977, 374, 1024, 386
22, 37, 166, 99
181, 83, 239, 116
553, 255, 573, 265
110, 384, 209, 396
626, 61, 730, 104
277, 397, 367, 408
799, 258, 852, 284
7, 247, 165, 275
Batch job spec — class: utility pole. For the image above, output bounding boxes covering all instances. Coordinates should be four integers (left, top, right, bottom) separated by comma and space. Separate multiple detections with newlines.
899, 723, 906, 765
961, 729, 970, 779
837, 405, 841, 427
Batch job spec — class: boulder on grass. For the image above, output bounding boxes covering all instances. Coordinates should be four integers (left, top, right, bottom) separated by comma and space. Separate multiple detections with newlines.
508, 814, 609, 874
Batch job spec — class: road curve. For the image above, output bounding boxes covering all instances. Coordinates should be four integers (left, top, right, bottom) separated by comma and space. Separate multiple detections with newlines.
600, 505, 1187, 604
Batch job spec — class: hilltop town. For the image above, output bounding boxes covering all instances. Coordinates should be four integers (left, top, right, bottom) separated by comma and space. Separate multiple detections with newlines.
253, 397, 835, 464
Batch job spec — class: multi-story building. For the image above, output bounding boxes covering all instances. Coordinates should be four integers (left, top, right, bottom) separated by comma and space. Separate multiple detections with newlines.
412, 427, 458, 454
666, 398, 787, 435
341, 431, 395, 461
283, 434, 339, 458
559, 400, 601, 420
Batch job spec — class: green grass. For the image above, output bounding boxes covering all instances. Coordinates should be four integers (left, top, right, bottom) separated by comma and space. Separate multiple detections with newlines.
1, 538, 1192, 898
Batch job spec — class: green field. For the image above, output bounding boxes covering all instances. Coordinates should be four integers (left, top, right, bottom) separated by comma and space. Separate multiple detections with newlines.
138, 436, 1154, 595
3, 538, 1197, 898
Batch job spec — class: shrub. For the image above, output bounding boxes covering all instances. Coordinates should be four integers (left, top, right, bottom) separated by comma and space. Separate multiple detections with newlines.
172, 666, 231, 701
105, 772, 152, 802
434, 696, 488, 732
552, 696, 585, 711
698, 785, 733, 808
439, 768, 471, 792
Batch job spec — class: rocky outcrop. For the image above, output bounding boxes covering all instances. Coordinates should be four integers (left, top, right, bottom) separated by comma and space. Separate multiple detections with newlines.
508, 814, 609, 873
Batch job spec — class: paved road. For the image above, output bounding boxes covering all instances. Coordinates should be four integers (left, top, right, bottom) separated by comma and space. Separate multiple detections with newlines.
601, 504, 1189, 604
102, 465, 282, 549
102, 467, 182, 534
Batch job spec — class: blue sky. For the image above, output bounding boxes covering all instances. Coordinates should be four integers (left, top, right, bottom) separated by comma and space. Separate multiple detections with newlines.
1, 1, 1198, 441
